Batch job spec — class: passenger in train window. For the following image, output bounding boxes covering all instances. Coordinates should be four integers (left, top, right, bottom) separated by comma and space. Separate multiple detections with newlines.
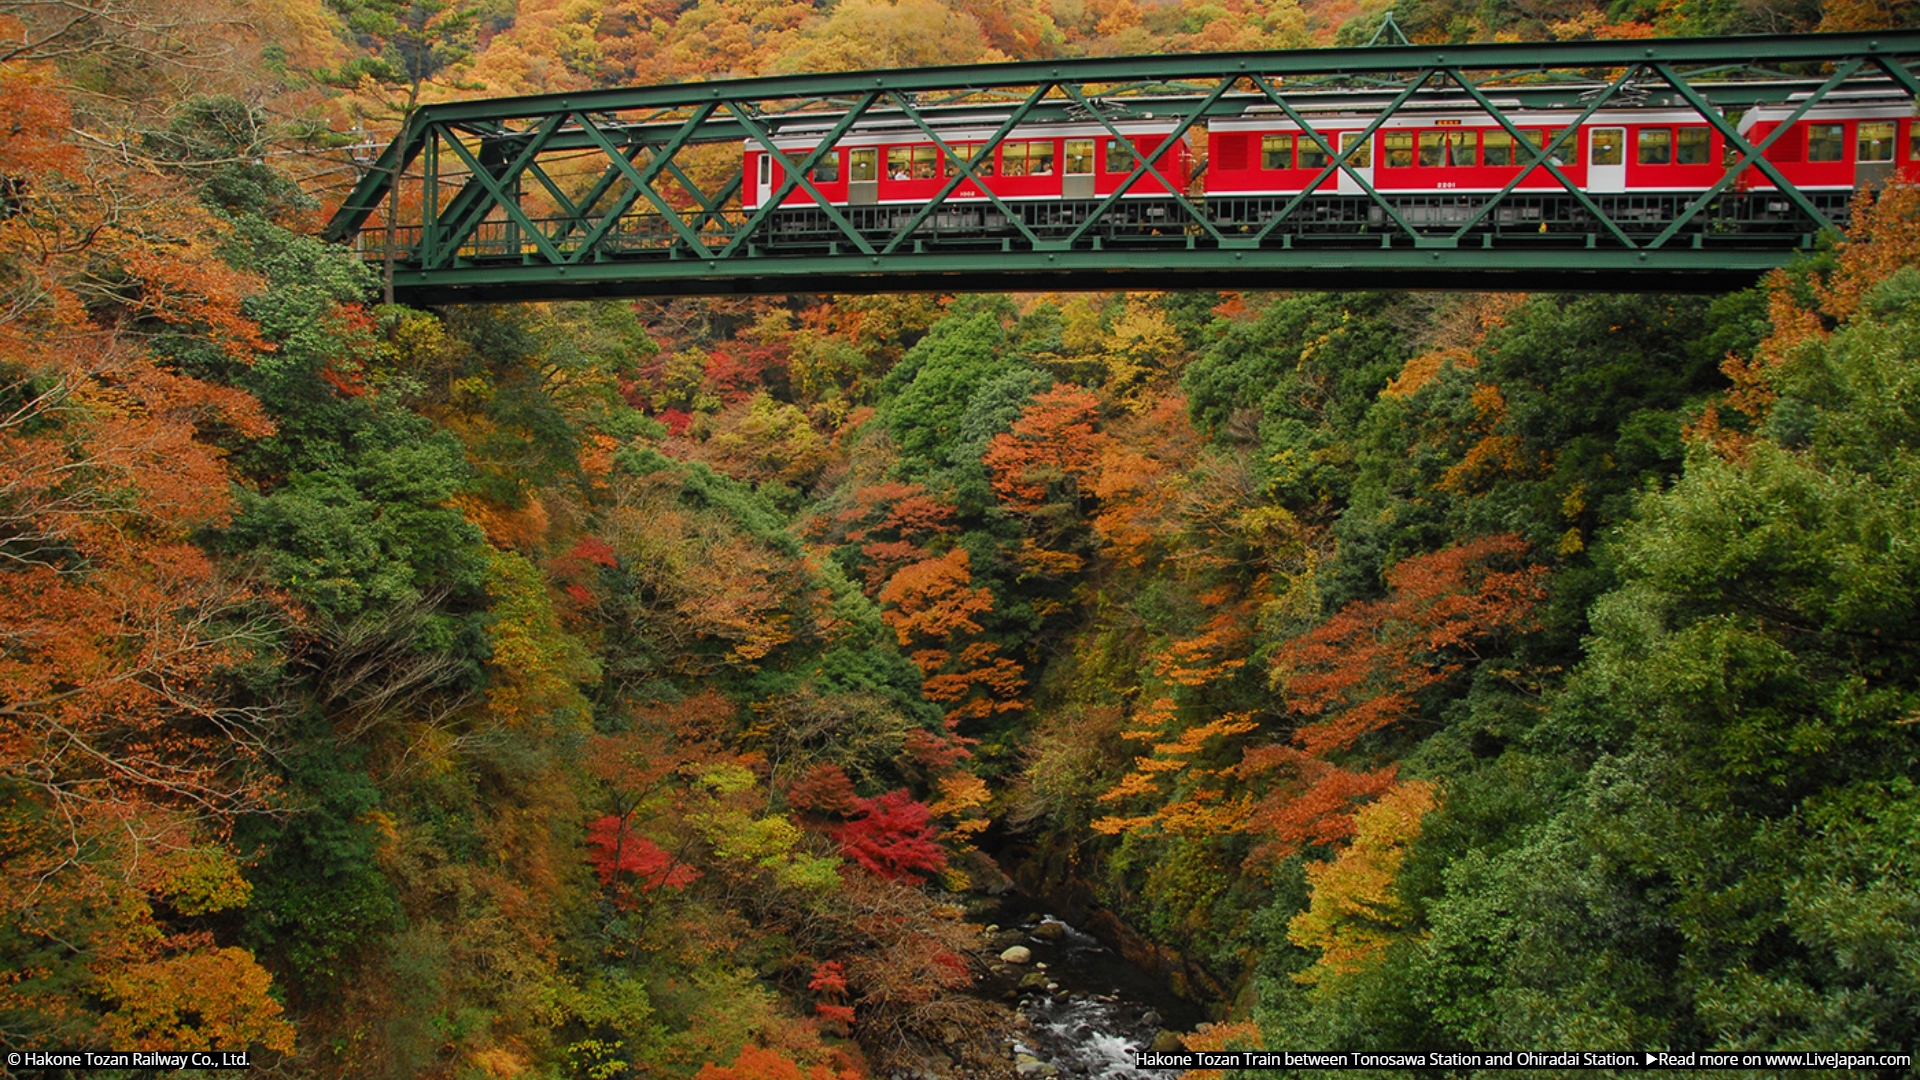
1105, 138, 1136, 173
1859, 121, 1896, 162
1297, 136, 1328, 170
1639, 128, 1672, 165
952, 145, 993, 177
811, 153, 840, 183
1676, 127, 1712, 165
1262, 134, 1292, 169
1808, 123, 1845, 162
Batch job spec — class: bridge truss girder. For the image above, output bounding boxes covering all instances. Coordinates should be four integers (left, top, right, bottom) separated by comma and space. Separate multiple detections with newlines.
323, 31, 1920, 301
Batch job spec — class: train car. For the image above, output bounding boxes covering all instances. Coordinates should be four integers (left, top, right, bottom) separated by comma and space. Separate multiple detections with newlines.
1204, 104, 1733, 197
1738, 93, 1920, 191
741, 119, 1191, 211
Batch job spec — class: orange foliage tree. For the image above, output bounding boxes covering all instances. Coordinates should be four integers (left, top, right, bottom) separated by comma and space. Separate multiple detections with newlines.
0, 55, 292, 1049
1234, 536, 1544, 868
696, 1044, 862, 1080
876, 547, 1025, 727
984, 384, 1103, 577
1273, 534, 1547, 757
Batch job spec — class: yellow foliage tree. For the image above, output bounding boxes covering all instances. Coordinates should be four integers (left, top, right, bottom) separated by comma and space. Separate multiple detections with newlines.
1287, 780, 1439, 984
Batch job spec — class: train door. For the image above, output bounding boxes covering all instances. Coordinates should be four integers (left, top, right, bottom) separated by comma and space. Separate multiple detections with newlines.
1064, 139, 1095, 199
1588, 128, 1625, 193
1857, 120, 1897, 188
1335, 131, 1373, 194
849, 149, 879, 206
756, 154, 774, 206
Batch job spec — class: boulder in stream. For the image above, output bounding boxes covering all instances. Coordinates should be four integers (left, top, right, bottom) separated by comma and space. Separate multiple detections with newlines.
1000, 945, 1033, 964
1030, 920, 1068, 942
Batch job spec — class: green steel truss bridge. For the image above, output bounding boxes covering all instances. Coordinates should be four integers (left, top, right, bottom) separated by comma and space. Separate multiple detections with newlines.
324, 31, 1920, 302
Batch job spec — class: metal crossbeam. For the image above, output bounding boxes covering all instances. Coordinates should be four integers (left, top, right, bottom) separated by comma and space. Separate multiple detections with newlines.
323, 31, 1920, 301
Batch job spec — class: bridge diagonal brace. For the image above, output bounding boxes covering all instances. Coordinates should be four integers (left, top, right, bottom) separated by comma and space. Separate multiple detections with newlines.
721, 95, 882, 258
1645, 58, 1861, 244
661, 157, 735, 233
436, 114, 572, 266
1246, 72, 1428, 246
525, 160, 585, 224
877, 85, 1052, 255
569, 103, 723, 261
422, 125, 535, 264
549, 134, 649, 246
1867, 51, 1920, 97
1059, 78, 1230, 246
1441, 64, 1645, 245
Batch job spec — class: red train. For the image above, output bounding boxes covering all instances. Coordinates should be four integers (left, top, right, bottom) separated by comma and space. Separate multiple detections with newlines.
741, 88, 1916, 239
743, 119, 1191, 210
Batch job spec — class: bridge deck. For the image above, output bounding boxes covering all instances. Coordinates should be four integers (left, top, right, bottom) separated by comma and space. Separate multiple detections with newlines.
326, 32, 1920, 300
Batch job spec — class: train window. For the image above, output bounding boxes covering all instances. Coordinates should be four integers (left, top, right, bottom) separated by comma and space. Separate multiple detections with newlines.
1065, 140, 1095, 175
1639, 128, 1672, 165
950, 145, 992, 177
1483, 131, 1515, 166
811, 150, 840, 183
1416, 131, 1469, 166
849, 149, 877, 182
1807, 123, 1845, 162
887, 146, 938, 179
1858, 121, 1896, 162
1340, 133, 1370, 168
1528, 129, 1570, 165
1296, 135, 1329, 170
1590, 129, 1623, 166
1911, 124, 1920, 160
1676, 127, 1711, 165
1384, 132, 1414, 168
1002, 140, 1054, 177
1105, 138, 1137, 173
1262, 134, 1293, 169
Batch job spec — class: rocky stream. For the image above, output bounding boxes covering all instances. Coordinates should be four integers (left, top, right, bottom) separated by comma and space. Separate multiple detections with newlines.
887, 898, 1207, 1080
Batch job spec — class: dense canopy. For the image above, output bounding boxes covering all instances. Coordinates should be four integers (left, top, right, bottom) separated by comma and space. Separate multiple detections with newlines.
1, 0, 1916, 1075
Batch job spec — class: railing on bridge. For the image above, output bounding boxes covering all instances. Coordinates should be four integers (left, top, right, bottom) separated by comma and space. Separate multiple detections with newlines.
323, 32, 1920, 302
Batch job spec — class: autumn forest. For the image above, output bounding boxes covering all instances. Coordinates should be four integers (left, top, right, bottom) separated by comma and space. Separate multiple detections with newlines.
3, 0, 1918, 1076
